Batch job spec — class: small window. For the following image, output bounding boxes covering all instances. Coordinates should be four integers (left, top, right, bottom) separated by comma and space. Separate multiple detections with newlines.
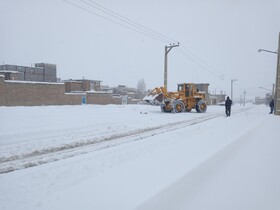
178, 85, 183, 91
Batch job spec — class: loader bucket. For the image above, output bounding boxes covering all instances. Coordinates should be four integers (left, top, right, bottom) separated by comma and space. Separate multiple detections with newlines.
143, 93, 164, 105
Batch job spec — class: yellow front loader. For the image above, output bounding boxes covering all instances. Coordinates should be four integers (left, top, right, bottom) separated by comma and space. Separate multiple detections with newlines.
143, 83, 207, 113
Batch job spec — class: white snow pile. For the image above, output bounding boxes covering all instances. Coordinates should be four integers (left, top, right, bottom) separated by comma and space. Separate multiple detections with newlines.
0, 104, 279, 210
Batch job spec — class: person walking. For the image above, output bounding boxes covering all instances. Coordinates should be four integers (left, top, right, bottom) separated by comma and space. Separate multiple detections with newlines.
225, 96, 232, 117
269, 99, 274, 114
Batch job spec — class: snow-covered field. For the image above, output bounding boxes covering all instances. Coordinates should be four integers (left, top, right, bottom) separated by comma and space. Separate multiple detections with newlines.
0, 104, 279, 210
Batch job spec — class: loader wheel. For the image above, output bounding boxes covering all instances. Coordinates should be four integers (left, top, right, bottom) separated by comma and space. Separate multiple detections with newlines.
196, 100, 207, 113
161, 103, 172, 112
172, 100, 185, 113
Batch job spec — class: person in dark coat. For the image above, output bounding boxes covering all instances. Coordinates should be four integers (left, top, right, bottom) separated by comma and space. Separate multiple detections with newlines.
225, 96, 232, 117
269, 99, 274, 114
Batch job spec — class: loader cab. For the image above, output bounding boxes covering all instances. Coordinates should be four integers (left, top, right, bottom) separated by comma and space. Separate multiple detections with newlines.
177, 83, 192, 97
186, 84, 190, 97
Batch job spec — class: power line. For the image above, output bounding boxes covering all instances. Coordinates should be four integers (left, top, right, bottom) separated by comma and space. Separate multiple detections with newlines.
62, 0, 224, 80
62, 0, 168, 43
81, 0, 177, 43
176, 47, 224, 79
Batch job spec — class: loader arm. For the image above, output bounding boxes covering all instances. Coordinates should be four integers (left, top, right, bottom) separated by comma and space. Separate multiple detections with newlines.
143, 87, 169, 105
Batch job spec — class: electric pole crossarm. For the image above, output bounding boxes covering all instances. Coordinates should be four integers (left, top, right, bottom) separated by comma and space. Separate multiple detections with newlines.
166, 44, 180, 54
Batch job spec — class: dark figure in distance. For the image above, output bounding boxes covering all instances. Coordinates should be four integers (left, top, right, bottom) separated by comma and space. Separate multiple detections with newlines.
225, 96, 232, 117
269, 99, 274, 114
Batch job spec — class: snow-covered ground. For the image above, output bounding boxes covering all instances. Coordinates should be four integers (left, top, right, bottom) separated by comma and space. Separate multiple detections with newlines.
0, 104, 279, 210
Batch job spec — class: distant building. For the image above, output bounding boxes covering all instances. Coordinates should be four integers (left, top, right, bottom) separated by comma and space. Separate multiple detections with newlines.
195, 84, 227, 105
194, 83, 210, 103
0, 63, 57, 82
113, 85, 137, 95
195, 83, 209, 94
209, 93, 226, 105
0, 70, 20, 80
255, 97, 266, 105
254, 93, 272, 105
64, 79, 102, 92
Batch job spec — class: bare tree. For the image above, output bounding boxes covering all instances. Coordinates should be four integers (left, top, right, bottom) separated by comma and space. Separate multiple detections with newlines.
137, 78, 146, 94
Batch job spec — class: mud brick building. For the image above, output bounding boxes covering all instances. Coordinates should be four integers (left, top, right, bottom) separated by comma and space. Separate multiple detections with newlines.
0, 63, 148, 106
64, 79, 102, 92
0, 63, 57, 82
0, 75, 123, 106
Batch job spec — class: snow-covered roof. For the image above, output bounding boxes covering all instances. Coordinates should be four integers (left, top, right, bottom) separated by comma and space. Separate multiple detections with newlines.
0, 70, 19, 74
63, 79, 102, 83
65, 92, 86, 95
5, 80, 64, 85
86, 91, 113, 94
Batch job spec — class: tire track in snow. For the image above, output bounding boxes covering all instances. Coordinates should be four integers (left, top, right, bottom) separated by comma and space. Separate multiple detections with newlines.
0, 107, 252, 174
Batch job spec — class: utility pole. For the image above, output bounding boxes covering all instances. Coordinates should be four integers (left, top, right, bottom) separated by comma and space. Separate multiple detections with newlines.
164, 43, 179, 91
274, 32, 280, 115
258, 33, 280, 115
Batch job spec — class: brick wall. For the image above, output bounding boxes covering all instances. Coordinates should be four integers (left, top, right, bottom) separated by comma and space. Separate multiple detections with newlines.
0, 78, 83, 106
0, 78, 138, 106
65, 81, 83, 92
0, 76, 5, 105
86, 92, 122, 105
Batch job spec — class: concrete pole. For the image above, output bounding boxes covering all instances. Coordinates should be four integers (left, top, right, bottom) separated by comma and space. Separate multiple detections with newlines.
164, 46, 168, 90
274, 32, 280, 115
164, 43, 179, 91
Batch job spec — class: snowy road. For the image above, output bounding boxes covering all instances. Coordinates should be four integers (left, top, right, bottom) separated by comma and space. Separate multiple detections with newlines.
0, 104, 279, 210
0, 113, 220, 173
0, 105, 249, 174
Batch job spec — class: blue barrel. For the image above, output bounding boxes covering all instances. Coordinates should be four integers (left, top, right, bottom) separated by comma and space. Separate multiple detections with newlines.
82, 96, 86, 105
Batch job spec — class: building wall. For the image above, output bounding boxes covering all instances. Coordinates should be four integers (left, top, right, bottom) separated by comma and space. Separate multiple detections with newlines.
209, 94, 226, 105
92, 81, 101, 91
195, 83, 209, 94
35, 63, 57, 82
0, 78, 128, 106
65, 82, 72, 92
86, 93, 122, 105
65, 80, 92, 92
0, 76, 5, 105
65, 81, 83, 92
0, 78, 83, 106
82, 80, 90, 91
0, 72, 20, 80
0, 63, 57, 82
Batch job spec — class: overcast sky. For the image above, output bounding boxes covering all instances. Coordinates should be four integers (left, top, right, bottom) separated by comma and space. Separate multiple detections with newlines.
1, 0, 279, 100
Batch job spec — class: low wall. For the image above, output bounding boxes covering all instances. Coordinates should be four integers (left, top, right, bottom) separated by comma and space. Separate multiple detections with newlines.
0, 76, 5, 105
86, 92, 122, 105
0, 77, 135, 106
0, 77, 83, 106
